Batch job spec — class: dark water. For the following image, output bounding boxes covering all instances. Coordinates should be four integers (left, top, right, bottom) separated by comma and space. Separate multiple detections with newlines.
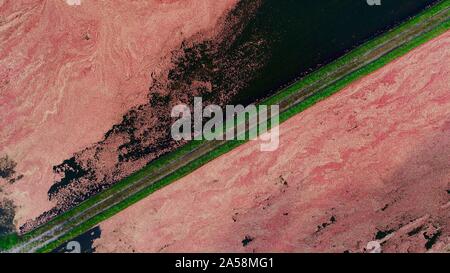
233, 0, 440, 105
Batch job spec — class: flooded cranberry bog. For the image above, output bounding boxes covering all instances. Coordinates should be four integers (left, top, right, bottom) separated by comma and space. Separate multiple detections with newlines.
1, 0, 449, 252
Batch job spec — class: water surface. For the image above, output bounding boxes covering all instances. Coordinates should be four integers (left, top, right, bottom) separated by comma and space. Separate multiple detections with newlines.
233, 0, 440, 105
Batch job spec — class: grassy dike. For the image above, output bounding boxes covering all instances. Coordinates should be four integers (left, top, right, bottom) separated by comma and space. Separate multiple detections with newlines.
1, 0, 449, 252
